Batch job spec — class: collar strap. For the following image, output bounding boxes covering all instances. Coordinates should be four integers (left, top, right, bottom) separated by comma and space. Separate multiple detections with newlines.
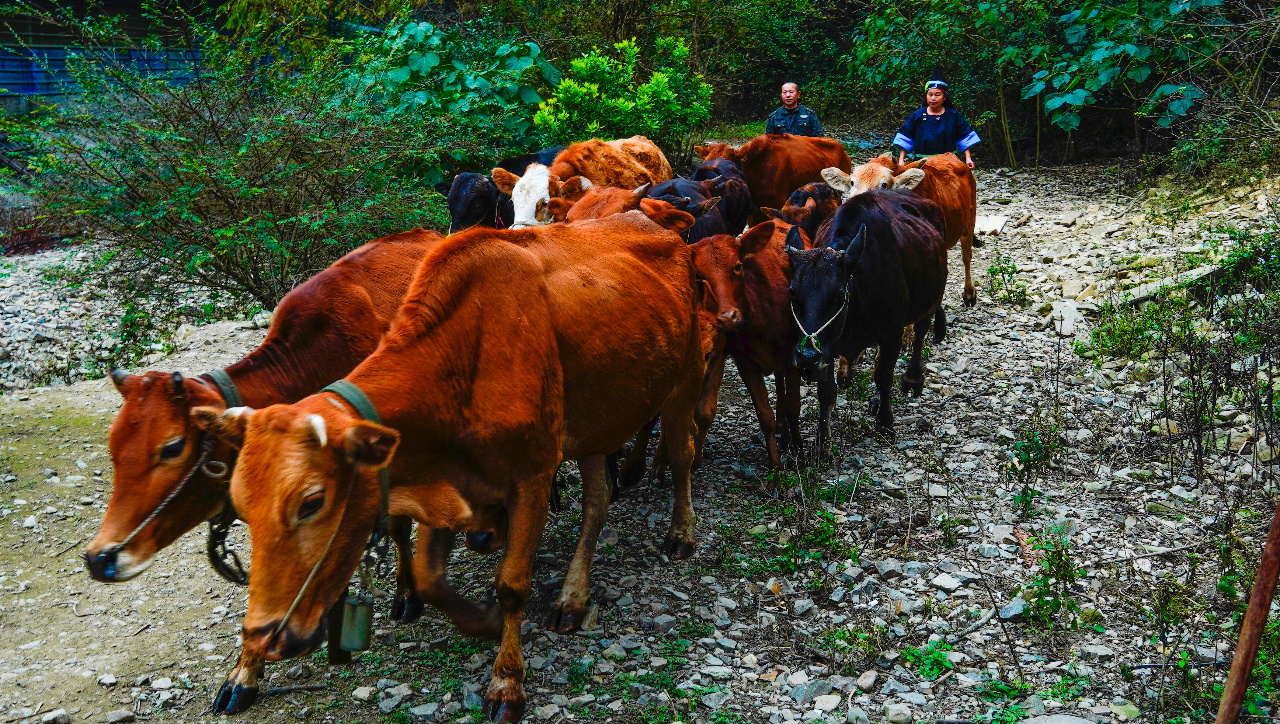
202, 369, 242, 408
322, 380, 390, 524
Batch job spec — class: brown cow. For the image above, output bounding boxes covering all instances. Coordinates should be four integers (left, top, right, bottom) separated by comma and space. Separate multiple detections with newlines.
694, 133, 850, 226
491, 136, 673, 229
690, 222, 805, 482
823, 152, 978, 306
192, 213, 706, 722
86, 229, 440, 623
546, 184, 702, 234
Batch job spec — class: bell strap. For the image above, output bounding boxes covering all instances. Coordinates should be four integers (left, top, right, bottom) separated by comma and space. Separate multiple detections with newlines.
322, 380, 390, 522
201, 368, 243, 408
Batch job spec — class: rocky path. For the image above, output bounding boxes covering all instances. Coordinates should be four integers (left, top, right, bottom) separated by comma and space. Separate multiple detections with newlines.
1, 164, 1278, 724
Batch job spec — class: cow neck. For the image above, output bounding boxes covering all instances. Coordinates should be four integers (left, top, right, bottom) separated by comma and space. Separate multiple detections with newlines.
220, 337, 336, 407
322, 380, 390, 528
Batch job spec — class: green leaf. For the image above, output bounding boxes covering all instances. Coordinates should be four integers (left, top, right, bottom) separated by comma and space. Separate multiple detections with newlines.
518, 85, 542, 104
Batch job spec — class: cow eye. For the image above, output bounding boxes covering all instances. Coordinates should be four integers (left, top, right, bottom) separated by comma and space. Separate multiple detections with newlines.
733, 262, 743, 273
298, 491, 325, 521
880, 180, 889, 189
159, 438, 185, 460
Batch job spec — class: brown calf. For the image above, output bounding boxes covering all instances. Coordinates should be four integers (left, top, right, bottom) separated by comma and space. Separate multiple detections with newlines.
192, 213, 706, 722
823, 152, 978, 306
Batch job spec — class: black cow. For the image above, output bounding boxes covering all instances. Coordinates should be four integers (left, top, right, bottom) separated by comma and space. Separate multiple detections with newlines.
761, 181, 841, 245
648, 177, 727, 244
434, 146, 566, 234
785, 189, 949, 448
691, 157, 753, 235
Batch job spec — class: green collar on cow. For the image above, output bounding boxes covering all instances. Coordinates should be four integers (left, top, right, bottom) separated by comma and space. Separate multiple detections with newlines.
202, 368, 242, 408
322, 380, 390, 525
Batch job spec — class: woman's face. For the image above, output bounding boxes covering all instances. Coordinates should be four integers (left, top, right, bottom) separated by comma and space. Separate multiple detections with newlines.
926, 87, 945, 108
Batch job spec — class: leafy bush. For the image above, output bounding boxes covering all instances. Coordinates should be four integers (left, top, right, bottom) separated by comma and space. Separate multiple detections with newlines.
1, 10, 551, 358
533, 37, 712, 161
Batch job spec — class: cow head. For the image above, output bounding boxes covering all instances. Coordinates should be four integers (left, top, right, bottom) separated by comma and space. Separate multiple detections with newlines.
442, 173, 504, 235
761, 182, 840, 243
191, 401, 470, 663
86, 370, 233, 583
822, 156, 925, 201
552, 184, 651, 223
785, 224, 865, 381
689, 234, 745, 332
491, 163, 593, 229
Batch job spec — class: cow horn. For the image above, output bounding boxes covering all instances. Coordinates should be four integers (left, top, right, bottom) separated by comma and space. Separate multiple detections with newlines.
110, 369, 129, 388
632, 182, 651, 196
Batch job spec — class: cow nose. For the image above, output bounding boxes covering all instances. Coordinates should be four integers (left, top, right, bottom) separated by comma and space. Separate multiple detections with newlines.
84, 548, 120, 582
466, 530, 495, 552
717, 309, 742, 330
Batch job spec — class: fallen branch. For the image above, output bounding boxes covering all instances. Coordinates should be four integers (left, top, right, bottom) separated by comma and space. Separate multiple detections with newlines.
51, 601, 98, 617
1097, 541, 1205, 565
49, 537, 84, 558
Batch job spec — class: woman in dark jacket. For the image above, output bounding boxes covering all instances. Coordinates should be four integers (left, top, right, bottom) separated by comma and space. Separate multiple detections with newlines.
893, 73, 980, 169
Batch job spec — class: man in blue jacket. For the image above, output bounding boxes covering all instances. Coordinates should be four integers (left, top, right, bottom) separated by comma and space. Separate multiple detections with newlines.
765, 82, 824, 137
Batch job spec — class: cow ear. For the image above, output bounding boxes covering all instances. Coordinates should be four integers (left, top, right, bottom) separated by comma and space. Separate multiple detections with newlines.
191, 406, 250, 449
692, 196, 721, 218
491, 168, 520, 195
547, 197, 574, 222
559, 176, 592, 201
878, 152, 892, 160
343, 420, 400, 469
434, 181, 453, 196
893, 168, 926, 190
694, 145, 710, 160
739, 224, 772, 256
784, 224, 809, 251
821, 167, 851, 194
760, 207, 783, 220
648, 206, 695, 234
832, 223, 866, 255
110, 369, 134, 396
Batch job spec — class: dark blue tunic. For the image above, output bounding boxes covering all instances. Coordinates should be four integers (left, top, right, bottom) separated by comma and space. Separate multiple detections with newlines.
893, 107, 980, 156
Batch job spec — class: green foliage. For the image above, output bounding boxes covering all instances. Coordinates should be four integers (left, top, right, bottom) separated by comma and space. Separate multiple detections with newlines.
0, 8, 551, 362
1022, 523, 1084, 628
987, 247, 1029, 306
1001, 417, 1058, 518
533, 37, 712, 160
817, 626, 889, 671
1042, 672, 1089, 700
566, 660, 592, 694
978, 679, 1030, 701
901, 640, 954, 680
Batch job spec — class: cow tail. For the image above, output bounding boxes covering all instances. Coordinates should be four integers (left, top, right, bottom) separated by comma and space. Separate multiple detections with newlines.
933, 305, 947, 343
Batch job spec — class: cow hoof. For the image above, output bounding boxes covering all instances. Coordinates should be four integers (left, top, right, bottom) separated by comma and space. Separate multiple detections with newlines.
868, 395, 881, 417
546, 601, 588, 633
900, 378, 924, 397
971, 237, 986, 248
482, 694, 526, 723
212, 680, 258, 715
963, 290, 977, 308
659, 536, 695, 560
875, 426, 896, 442
392, 592, 425, 623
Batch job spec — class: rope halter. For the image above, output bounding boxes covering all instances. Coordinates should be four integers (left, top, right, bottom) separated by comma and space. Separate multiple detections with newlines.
791, 287, 850, 354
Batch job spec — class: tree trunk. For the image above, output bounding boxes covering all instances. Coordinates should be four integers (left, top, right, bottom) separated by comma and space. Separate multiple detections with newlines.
998, 70, 1017, 169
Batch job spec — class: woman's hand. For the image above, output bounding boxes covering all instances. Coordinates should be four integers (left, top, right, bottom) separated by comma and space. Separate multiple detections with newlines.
965, 151, 975, 170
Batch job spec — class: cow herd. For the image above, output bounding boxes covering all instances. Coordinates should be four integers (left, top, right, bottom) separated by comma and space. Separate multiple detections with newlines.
83, 132, 979, 722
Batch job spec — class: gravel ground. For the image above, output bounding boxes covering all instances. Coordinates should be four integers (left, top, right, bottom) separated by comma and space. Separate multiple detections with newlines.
1, 163, 1279, 724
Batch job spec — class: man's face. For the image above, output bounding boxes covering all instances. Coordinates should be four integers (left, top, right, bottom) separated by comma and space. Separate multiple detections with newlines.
780, 83, 799, 108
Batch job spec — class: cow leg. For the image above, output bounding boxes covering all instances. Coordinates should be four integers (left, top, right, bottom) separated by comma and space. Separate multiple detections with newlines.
212, 649, 264, 714
482, 474, 551, 724
740, 365, 782, 486
871, 333, 903, 437
816, 365, 838, 459
933, 305, 948, 343
693, 351, 726, 471
388, 514, 424, 623
901, 317, 931, 396
659, 395, 699, 561
548, 455, 610, 633
618, 418, 658, 488
962, 232, 977, 307
414, 527, 503, 639
777, 363, 802, 458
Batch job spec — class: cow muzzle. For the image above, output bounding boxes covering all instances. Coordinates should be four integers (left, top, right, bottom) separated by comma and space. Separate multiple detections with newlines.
84, 545, 153, 582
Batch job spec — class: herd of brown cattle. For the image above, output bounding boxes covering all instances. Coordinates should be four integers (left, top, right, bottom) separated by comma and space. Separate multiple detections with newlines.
83, 133, 979, 722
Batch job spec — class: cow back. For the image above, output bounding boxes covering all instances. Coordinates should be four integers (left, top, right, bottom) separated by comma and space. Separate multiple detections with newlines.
649, 177, 728, 243
548, 136, 673, 190
732, 134, 851, 223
